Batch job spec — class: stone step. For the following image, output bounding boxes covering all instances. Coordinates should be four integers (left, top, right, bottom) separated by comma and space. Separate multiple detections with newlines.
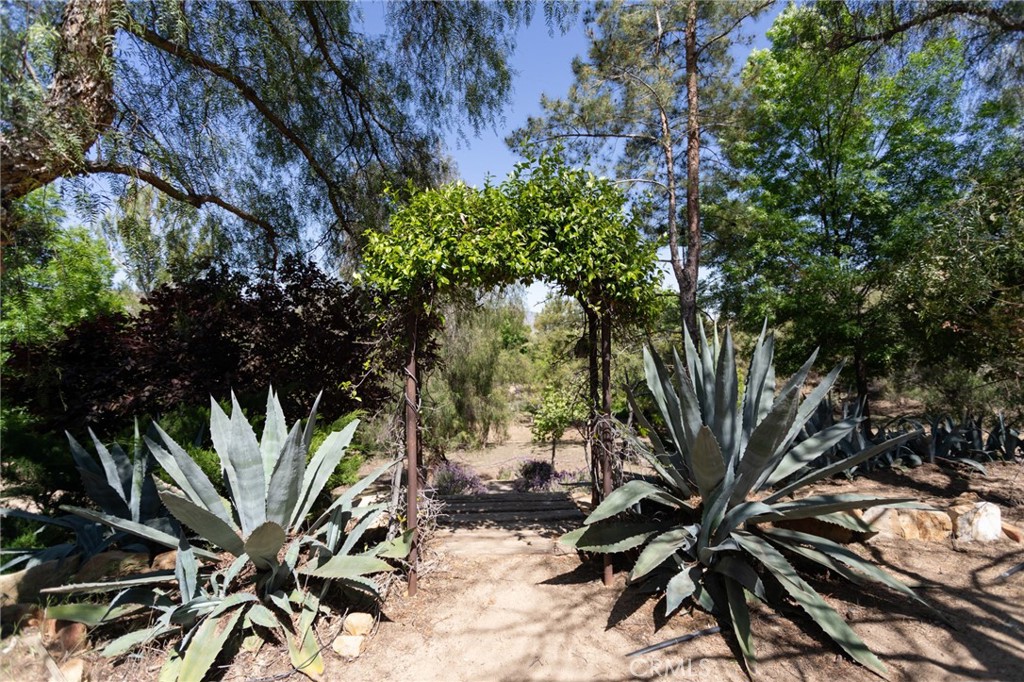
431, 491, 573, 503
438, 498, 579, 512
441, 508, 585, 526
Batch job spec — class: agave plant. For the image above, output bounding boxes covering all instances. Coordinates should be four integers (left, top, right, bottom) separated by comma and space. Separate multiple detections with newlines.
562, 323, 928, 676
49, 390, 408, 682
0, 423, 175, 571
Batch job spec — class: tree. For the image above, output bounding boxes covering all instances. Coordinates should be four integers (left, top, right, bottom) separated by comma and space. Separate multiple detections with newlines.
510, 0, 771, 339
1, 1, 555, 267
0, 189, 123, 350
709, 4, 965, 416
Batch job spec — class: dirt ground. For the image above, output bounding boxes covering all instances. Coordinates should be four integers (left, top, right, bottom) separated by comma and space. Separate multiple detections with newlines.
3, 424, 1022, 681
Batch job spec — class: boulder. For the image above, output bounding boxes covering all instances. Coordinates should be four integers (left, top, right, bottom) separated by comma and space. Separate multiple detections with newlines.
862, 508, 952, 542
332, 634, 365, 659
949, 502, 1003, 542
0, 558, 80, 605
73, 551, 150, 583
343, 612, 374, 636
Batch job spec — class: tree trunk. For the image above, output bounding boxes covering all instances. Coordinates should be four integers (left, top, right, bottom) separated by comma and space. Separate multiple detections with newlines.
404, 310, 420, 596
1, 0, 117, 220
600, 309, 614, 587
680, 0, 702, 343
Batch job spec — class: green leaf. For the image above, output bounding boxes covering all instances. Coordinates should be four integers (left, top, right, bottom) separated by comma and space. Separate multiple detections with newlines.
306, 460, 396, 534
733, 532, 887, 676
291, 420, 358, 530
752, 495, 918, 523
102, 624, 173, 657
210, 395, 266, 536
244, 522, 286, 570
713, 327, 740, 465
585, 479, 688, 524
692, 426, 726, 499
260, 388, 288, 489
732, 384, 801, 504
300, 554, 393, 579
374, 528, 415, 559
560, 521, 663, 553
665, 565, 701, 616
146, 424, 235, 529
266, 421, 306, 527
766, 431, 921, 503
246, 604, 281, 630
765, 418, 860, 487
287, 595, 324, 681
179, 608, 244, 682
741, 322, 774, 447
160, 491, 245, 557
725, 579, 756, 674
630, 527, 696, 582
61, 505, 220, 560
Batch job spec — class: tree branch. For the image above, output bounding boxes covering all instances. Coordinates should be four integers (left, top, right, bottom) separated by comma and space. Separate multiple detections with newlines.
830, 1, 1024, 50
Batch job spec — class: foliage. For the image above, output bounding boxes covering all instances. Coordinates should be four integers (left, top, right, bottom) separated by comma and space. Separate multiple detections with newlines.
431, 461, 486, 497
50, 389, 408, 681
531, 384, 588, 461
4, 258, 396, 436
709, 4, 966, 406
562, 323, 926, 675
0, 189, 124, 353
510, 460, 580, 493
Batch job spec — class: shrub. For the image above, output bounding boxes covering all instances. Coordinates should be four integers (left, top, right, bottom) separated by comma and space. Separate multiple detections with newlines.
432, 461, 486, 496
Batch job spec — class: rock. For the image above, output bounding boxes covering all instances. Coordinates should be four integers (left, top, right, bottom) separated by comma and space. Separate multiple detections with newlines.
0, 559, 80, 605
949, 502, 1003, 542
51, 657, 87, 682
863, 508, 952, 541
332, 634, 365, 659
55, 622, 88, 654
1002, 521, 1024, 544
73, 551, 150, 584
343, 612, 374, 636
773, 515, 870, 544
151, 550, 178, 571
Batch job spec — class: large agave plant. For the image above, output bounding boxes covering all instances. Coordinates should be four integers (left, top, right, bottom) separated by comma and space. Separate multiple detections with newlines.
562, 323, 928, 676
49, 390, 408, 682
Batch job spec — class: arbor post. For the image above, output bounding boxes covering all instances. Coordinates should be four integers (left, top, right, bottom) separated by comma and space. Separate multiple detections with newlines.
600, 309, 614, 587
404, 310, 420, 596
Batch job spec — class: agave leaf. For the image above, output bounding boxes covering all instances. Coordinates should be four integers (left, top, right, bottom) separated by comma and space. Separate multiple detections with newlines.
306, 460, 397, 533
290, 420, 359, 530
176, 537, 199, 603
786, 362, 845, 447
159, 650, 182, 682
764, 418, 861, 488
725, 579, 756, 674
341, 508, 385, 556
300, 554, 393, 579
776, 349, 819, 407
585, 479, 689, 525
697, 320, 717, 424
714, 501, 775, 544
211, 395, 266, 536
713, 556, 765, 601
102, 624, 173, 657
160, 491, 245, 557
260, 388, 289, 490
767, 532, 872, 588
44, 603, 138, 626
561, 521, 663, 553
375, 528, 415, 559
713, 327, 740, 465
765, 431, 921, 502
61, 506, 220, 560
245, 522, 286, 570
630, 527, 696, 582
697, 471, 735, 555
762, 527, 931, 609
665, 564, 701, 616
625, 388, 692, 496
41, 572, 179, 594
88, 428, 132, 501
179, 608, 244, 682
741, 322, 774, 446
287, 595, 324, 681
733, 531, 887, 676
247, 603, 281, 629
301, 391, 324, 455
646, 347, 696, 465
0, 507, 78, 529
752, 495, 918, 523
146, 424, 236, 528
266, 421, 307, 527
66, 433, 130, 518
731, 384, 801, 505
692, 426, 727, 499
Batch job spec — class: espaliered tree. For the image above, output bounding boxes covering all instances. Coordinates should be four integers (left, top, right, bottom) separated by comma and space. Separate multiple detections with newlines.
360, 150, 658, 591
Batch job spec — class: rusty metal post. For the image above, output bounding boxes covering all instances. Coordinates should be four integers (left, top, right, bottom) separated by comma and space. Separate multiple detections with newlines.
404, 312, 420, 596
600, 310, 614, 587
